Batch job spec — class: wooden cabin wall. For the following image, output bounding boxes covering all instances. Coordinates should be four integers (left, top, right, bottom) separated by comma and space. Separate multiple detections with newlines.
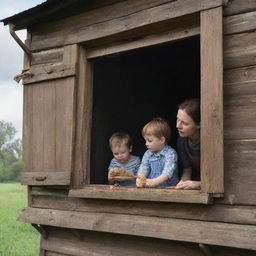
21, 0, 256, 255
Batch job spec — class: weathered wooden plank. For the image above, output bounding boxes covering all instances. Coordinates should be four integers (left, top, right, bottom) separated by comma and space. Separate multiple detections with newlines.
201, 7, 224, 193
42, 228, 206, 256
224, 11, 256, 35
87, 23, 199, 59
22, 85, 33, 172
21, 171, 71, 186
23, 64, 76, 84
46, 252, 70, 256
55, 77, 76, 172
31, 48, 63, 65
72, 47, 93, 187
224, 31, 256, 69
69, 185, 211, 204
224, 104, 256, 140
224, 67, 256, 140
42, 228, 205, 256
34, 0, 175, 34
43, 82, 56, 171
220, 139, 256, 205
224, 0, 256, 16
224, 66, 256, 85
32, 83, 45, 172
22, 77, 76, 184
30, 0, 223, 51
31, 194, 256, 225
18, 207, 256, 250
25, 44, 78, 84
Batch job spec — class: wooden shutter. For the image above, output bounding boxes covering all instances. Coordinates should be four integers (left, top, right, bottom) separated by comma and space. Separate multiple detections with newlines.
22, 45, 78, 185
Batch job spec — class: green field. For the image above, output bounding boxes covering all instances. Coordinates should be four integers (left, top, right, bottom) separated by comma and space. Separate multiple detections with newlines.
0, 183, 40, 256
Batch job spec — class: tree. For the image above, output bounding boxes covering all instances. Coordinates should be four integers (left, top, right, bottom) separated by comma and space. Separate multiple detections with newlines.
0, 120, 22, 182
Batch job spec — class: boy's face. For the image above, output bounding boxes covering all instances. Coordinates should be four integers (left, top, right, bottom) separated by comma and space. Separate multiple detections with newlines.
111, 144, 132, 165
144, 134, 165, 154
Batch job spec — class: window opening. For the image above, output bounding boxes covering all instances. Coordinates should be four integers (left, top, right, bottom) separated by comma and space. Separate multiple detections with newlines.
90, 36, 200, 185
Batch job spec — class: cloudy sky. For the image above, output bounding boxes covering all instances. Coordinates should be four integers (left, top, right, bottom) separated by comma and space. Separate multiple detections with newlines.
0, 0, 45, 138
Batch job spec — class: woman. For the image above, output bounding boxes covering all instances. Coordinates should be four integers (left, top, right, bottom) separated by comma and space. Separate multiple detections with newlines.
175, 98, 201, 190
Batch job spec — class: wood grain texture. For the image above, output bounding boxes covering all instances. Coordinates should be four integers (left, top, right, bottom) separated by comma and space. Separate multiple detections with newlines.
87, 22, 199, 59
200, 7, 224, 193
18, 207, 256, 250
30, 0, 223, 51
224, 11, 256, 35
220, 139, 256, 205
224, 0, 256, 16
224, 66, 256, 140
22, 78, 75, 185
31, 194, 256, 225
72, 47, 93, 187
69, 186, 211, 204
42, 228, 206, 256
224, 31, 256, 70
22, 85, 33, 172
21, 171, 71, 186
31, 48, 63, 65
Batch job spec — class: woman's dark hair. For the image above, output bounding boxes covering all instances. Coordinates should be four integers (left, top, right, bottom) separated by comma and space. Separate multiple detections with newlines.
178, 98, 200, 124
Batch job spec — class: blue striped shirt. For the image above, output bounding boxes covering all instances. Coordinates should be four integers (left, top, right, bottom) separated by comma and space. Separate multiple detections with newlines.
108, 155, 141, 186
138, 145, 178, 187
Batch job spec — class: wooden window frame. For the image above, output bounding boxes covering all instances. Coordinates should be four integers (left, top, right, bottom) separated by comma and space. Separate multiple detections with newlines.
69, 7, 223, 204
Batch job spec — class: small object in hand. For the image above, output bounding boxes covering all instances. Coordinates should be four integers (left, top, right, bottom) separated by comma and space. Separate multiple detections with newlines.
136, 173, 146, 188
109, 167, 135, 181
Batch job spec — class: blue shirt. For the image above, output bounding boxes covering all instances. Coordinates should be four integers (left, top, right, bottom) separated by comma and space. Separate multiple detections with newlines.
138, 145, 178, 187
108, 155, 141, 186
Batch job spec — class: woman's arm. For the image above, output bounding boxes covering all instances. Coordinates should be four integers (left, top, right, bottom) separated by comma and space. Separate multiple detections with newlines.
180, 167, 192, 181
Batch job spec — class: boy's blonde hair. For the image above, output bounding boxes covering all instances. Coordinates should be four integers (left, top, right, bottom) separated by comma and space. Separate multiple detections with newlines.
109, 132, 132, 149
142, 117, 171, 144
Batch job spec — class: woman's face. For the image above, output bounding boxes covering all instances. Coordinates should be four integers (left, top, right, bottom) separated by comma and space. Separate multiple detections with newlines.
176, 109, 200, 140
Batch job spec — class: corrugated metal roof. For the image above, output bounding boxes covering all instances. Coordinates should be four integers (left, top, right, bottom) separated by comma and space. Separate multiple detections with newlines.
1, 0, 90, 30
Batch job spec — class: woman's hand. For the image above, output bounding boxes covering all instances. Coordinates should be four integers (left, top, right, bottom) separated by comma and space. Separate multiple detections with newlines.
175, 180, 201, 190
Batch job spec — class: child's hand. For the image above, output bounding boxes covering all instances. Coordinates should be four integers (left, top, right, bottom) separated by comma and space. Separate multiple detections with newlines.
136, 173, 146, 188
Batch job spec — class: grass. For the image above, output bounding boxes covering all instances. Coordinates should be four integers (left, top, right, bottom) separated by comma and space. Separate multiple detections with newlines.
0, 183, 40, 256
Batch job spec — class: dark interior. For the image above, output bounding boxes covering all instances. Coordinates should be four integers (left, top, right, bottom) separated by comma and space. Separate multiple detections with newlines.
90, 36, 200, 184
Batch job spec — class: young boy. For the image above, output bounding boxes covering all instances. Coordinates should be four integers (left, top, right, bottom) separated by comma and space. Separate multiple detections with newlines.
136, 117, 179, 187
108, 132, 140, 186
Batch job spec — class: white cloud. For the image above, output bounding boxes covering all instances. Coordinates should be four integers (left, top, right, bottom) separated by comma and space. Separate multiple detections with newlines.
0, 1, 45, 139
0, 82, 23, 138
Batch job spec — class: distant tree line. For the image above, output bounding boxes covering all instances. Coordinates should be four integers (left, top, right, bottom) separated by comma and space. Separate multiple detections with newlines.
0, 120, 22, 182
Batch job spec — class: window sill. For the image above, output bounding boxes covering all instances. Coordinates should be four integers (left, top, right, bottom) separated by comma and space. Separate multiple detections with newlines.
69, 185, 212, 204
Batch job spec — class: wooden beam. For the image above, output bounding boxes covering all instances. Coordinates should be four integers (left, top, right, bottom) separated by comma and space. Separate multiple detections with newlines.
224, 11, 256, 35
87, 24, 199, 59
18, 207, 256, 250
72, 47, 93, 187
31, 194, 256, 225
224, 0, 256, 16
200, 7, 224, 194
30, 0, 224, 51
224, 31, 256, 70
69, 185, 211, 204
41, 229, 202, 256
21, 171, 71, 185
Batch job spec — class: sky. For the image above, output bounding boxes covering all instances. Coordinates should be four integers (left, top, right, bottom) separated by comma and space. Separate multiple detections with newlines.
0, 0, 45, 139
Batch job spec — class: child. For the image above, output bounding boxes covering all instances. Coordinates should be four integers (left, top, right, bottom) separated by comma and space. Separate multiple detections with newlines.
108, 132, 141, 186
136, 117, 179, 187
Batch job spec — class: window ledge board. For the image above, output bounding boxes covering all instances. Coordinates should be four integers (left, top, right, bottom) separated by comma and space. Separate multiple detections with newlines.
69, 185, 212, 204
